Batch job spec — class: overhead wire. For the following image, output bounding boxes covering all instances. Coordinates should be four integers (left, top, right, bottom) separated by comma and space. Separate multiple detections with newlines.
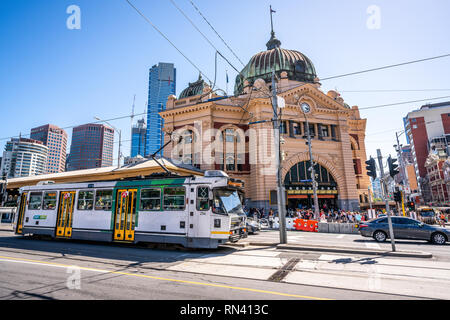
359, 96, 450, 110
320, 53, 450, 81
168, 0, 241, 75
187, 0, 246, 68
124, 0, 214, 84
340, 89, 450, 93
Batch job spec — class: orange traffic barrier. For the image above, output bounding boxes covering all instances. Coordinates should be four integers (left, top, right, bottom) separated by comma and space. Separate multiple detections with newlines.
293, 219, 318, 232
293, 219, 303, 231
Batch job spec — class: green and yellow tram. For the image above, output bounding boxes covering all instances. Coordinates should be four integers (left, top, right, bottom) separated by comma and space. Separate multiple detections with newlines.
14, 171, 247, 249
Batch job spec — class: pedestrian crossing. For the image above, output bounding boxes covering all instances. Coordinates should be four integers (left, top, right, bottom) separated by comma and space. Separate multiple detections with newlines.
167, 247, 450, 299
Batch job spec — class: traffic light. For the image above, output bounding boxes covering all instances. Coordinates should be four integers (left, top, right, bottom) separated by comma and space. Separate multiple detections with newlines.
394, 191, 402, 203
365, 157, 377, 179
387, 156, 400, 178
408, 201, 415, 210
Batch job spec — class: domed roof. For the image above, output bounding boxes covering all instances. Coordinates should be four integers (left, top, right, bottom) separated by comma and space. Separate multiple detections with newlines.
179, 74, 210, 99
234, 33, 317, 95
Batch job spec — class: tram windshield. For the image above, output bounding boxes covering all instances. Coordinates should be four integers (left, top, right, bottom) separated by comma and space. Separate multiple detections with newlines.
213, 189, 244, 215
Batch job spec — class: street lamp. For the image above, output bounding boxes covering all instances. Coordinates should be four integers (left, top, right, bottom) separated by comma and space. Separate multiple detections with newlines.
94, 117, 122, 169
298, 99, 320, 220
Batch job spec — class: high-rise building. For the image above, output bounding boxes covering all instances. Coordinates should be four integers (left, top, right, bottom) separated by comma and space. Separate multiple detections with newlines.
30, 124, 68, 174
1, 138, 48, 178
67, 124, 114, 171
146, 63, 176, 156
131, 118, 146, 157
404, 101, 450, 194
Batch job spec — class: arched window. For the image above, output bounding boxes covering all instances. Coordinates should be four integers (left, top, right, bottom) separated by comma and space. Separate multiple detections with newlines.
178, 129, 197, 166
217, 128, 245, 172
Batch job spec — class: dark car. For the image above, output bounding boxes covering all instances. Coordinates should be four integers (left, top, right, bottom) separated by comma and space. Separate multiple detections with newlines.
359, 216, 450, 245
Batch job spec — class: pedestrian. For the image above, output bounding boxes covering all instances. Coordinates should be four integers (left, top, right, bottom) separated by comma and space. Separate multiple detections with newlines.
440, 212, 447, 228
348, 213, 354, 223
268, 209, 274, 228
355, 212, 362, 224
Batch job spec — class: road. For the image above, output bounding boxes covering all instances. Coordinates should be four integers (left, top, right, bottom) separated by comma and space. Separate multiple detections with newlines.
0, 230, 449, 300
249, 229, 450, 261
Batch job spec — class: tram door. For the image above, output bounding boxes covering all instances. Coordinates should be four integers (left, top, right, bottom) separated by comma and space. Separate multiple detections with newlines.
56, 191, 76, 238
113, 189, 137, 242
16, 192, 28, 234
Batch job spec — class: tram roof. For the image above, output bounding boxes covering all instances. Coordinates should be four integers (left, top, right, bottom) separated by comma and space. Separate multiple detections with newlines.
6, 158, 204, 190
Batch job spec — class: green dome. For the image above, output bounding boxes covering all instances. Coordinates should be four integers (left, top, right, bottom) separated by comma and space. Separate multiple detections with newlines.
179, 74, 209, 99
234, 33, 317, 95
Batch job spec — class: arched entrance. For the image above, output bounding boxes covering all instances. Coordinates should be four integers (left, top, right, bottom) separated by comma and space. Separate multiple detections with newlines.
284, 161, 339, 211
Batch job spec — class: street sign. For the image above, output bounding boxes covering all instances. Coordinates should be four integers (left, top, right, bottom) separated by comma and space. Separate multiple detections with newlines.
277, 96, 286, 108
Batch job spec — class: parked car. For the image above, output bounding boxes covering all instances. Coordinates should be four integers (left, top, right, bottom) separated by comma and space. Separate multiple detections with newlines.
358, 216, 450, 245
246, 217, 261, 235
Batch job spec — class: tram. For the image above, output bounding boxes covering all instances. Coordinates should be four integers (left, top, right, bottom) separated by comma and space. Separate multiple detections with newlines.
14, 171, 247, 249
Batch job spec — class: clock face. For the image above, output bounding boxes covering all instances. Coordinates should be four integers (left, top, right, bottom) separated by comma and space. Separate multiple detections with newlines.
301, 103, 311, 114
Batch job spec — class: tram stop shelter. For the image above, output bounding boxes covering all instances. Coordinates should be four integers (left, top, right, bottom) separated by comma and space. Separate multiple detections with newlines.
5, 158, 203, 192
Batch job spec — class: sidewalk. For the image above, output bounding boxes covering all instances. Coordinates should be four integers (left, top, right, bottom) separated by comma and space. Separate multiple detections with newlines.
0, 224, 14, 232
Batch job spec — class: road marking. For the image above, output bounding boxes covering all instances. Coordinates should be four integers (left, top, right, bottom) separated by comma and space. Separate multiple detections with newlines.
0, 255, 332, 300
364, 241, 381, 249
336, 235, 345, 239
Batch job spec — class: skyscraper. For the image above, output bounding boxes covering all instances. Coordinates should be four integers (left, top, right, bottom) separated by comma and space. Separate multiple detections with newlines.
67, 124, 114, 171
30, 124, 68, 174
405, 101, 450, 180
131, 118, 146, 157
146, 63, 176, 156
1, 138, 48, 178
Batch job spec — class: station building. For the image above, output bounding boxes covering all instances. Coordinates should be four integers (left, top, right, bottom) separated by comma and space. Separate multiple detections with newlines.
160, 31, 371, 211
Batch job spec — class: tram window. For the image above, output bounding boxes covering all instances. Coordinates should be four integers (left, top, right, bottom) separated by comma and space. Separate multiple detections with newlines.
43, 192, 57, 210
197, 187, 210, 211
140, 188, 161, 211
28, 192, 42, 210
95, 190, 113, 211
78, 191, 94, 210
163, 187, 185, 211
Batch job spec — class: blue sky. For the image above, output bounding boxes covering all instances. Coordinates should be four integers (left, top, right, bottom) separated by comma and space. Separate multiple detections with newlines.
1, 0, 449, 162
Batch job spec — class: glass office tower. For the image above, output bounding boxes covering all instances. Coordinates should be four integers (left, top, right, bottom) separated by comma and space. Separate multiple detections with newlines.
131, 118, 146, 157
146, 63, 176, 156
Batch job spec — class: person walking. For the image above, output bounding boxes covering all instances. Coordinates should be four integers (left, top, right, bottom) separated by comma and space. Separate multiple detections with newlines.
268, 209, 274, 229
355, 212, 362, 224
440, 212, 447, 228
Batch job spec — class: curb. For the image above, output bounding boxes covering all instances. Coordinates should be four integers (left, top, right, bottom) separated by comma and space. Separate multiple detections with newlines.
276, 244, 433, 259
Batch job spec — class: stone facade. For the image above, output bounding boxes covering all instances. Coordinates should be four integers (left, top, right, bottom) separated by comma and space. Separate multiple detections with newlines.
160, 81, 370, 211
160, 31, 370, 212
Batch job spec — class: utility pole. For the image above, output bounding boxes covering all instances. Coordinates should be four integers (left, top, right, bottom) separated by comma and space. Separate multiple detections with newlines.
368, 186, 373, 218
271, 70, 287, 244
377, 149, 396, 252
95, 117, 122, 169
303, 110, 320, 219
